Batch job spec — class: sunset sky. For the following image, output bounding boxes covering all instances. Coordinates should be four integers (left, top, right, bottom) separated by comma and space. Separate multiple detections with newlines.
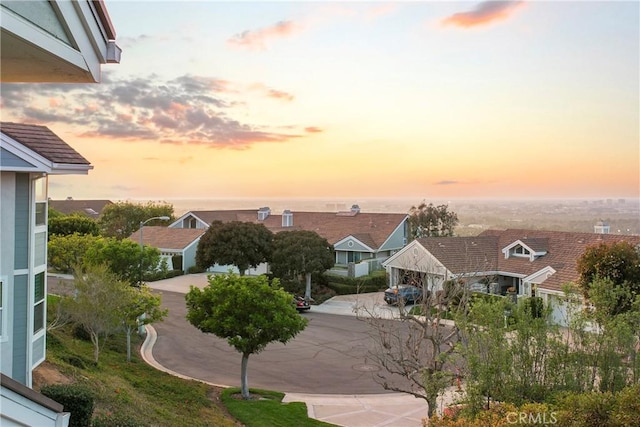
1, 0, 638, 202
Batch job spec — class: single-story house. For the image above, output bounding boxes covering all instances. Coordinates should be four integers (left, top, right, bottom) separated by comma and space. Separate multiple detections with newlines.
128, 226, 206, 273
48, 198, 113, 219
164, 205, 409, 277
383, 228, 640, 326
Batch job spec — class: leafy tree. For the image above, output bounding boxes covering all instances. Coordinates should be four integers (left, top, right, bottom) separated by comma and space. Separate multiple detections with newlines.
185, 274, 307, 399
270, 230, 335, 301
65, 264, 128, 363
49, 213, 99, 237
84, 237, 161, 285
48, 233, 101, 274
99, 201, 174, 240
577, 241, 640, 316
408, 202, 459, 239
195, 221, 273, 275
120, 285, 167, 362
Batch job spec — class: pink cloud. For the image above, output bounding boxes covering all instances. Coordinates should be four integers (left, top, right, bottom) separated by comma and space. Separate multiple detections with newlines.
227, 20, 301, 50
442, 1, 525, 28
305, 127, 323, 134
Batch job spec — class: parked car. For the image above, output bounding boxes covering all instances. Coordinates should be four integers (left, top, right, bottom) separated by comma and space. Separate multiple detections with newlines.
293, 295, 310, 312
384, 285, 428, 305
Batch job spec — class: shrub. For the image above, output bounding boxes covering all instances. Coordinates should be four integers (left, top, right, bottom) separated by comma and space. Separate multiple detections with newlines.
171, 254, 183, 270
187, 265, 206, 274
41, 384, 95, 427
73, 324, 92, 341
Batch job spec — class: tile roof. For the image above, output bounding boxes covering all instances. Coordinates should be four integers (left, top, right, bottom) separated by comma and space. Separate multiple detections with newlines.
49, 199, 113, 218
188, 210, 408, 249
129, 226, 206, 251
1, 122, 90, 165
418, 229, 640, 292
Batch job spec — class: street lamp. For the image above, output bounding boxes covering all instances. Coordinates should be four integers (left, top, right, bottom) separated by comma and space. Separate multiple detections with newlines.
139, 216, 170, 286
138, 216, 170, 334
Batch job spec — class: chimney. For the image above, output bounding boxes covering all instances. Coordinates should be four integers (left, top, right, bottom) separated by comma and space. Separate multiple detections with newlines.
282, 210, 293, 227
258, 207, 271, 221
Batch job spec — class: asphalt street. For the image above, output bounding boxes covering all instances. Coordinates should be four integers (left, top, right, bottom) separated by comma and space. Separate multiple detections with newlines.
152, 289, 400, 394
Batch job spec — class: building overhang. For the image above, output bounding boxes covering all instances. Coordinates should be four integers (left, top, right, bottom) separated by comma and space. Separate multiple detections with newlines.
0, 0, 121, 83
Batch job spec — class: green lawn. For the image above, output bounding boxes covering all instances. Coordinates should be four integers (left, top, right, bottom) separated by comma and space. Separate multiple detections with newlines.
221, 388, 335, 427
42, 295, 335, 426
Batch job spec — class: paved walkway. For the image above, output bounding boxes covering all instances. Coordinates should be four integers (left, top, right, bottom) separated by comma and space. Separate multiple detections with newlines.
141, 274, 463, 427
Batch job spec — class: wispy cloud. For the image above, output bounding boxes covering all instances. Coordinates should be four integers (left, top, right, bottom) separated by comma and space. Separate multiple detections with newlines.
442, 1, 525, 28
0, 73, 313, 150
435, 180, 459, 185
227, 20, 301, 50
305, 127, 323, 134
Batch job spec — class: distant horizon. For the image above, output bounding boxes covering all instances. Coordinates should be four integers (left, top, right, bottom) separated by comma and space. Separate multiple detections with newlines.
6, 1, 638, 201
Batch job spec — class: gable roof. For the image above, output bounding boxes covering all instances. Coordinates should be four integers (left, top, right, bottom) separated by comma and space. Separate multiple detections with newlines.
130, 226, 206, 251
49, 199, 113, 219
178, 210, 408, 250
415, 229, 640, 292
1, 122, 90, 165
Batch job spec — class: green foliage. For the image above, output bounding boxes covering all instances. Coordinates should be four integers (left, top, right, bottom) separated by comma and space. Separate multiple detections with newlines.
325, 271, 387, 295
84, 236, 161, 285
186, 274, 307, 356
171, 254, 183, 270
270, 230, 335, 281
41, 384, 95, 427
98, 201, 173, 240
48, 233, 101, 274
49, 213, 99, 237
408, 201, 459, 239
92, 412, 144, 427
220, 388, 333, 427
577, 240, 640, 316
65, 264, 129, 363
44, 325, 237, 427
195, 221, 273, 274
120, 284, 168, 361
186, 274, 307, 398
555, 390, 617, 427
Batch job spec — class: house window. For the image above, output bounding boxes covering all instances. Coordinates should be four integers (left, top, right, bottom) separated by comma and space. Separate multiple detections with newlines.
511, 246, 530, 257
34, 175, 47, 226
33, 272, 45, 333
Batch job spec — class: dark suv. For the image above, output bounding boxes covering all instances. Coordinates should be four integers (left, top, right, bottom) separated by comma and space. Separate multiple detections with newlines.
384, 285, 427, 305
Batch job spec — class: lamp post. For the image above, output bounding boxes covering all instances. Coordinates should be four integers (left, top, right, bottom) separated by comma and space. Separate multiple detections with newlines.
139, 216, 170, 286
138, 216, 170, 334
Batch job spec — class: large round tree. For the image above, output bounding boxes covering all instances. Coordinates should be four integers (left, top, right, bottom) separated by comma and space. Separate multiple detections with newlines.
195, 221, 273, 275
270, 230, 335, 301
185, 274, 307, 399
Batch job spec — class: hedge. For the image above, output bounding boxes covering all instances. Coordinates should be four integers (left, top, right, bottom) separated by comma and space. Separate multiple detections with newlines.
41, 384, 95, 427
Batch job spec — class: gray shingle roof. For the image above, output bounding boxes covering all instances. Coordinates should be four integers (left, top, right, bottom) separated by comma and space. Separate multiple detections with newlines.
1, 122, 90, 165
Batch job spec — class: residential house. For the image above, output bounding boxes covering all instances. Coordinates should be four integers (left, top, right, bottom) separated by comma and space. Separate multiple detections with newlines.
49, 198, 113, 219
1, 1, 120, 425
383, 228, 640, 326
129, 226, 206, 272
167, 205, 409, 277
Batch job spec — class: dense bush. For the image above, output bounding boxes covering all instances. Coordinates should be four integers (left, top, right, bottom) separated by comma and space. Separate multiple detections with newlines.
187, 265, 206, 274
41, 384, 95, 427
325, 270, 387, 295
143, 269, 184, 282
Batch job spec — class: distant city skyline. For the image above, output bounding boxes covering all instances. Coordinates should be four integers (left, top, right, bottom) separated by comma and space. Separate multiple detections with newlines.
2, 1, 638, 200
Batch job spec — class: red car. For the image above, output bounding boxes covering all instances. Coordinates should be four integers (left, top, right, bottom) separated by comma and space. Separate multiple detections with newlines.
293, 295, 311, 312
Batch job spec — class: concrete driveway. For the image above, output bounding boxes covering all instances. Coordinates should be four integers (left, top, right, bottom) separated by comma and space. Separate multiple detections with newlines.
144, 273, 461, 427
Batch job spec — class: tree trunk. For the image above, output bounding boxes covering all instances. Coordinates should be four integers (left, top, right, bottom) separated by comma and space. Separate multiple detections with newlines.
241, 353, 250, 399
305, 272, 312, 302
126, 327, 132, 362
426, 393, 437, 419
91, 332, 100, 363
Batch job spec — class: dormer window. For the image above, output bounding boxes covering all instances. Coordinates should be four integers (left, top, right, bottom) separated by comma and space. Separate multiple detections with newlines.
502, 239, 547, 261
512, 246, 530, 257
